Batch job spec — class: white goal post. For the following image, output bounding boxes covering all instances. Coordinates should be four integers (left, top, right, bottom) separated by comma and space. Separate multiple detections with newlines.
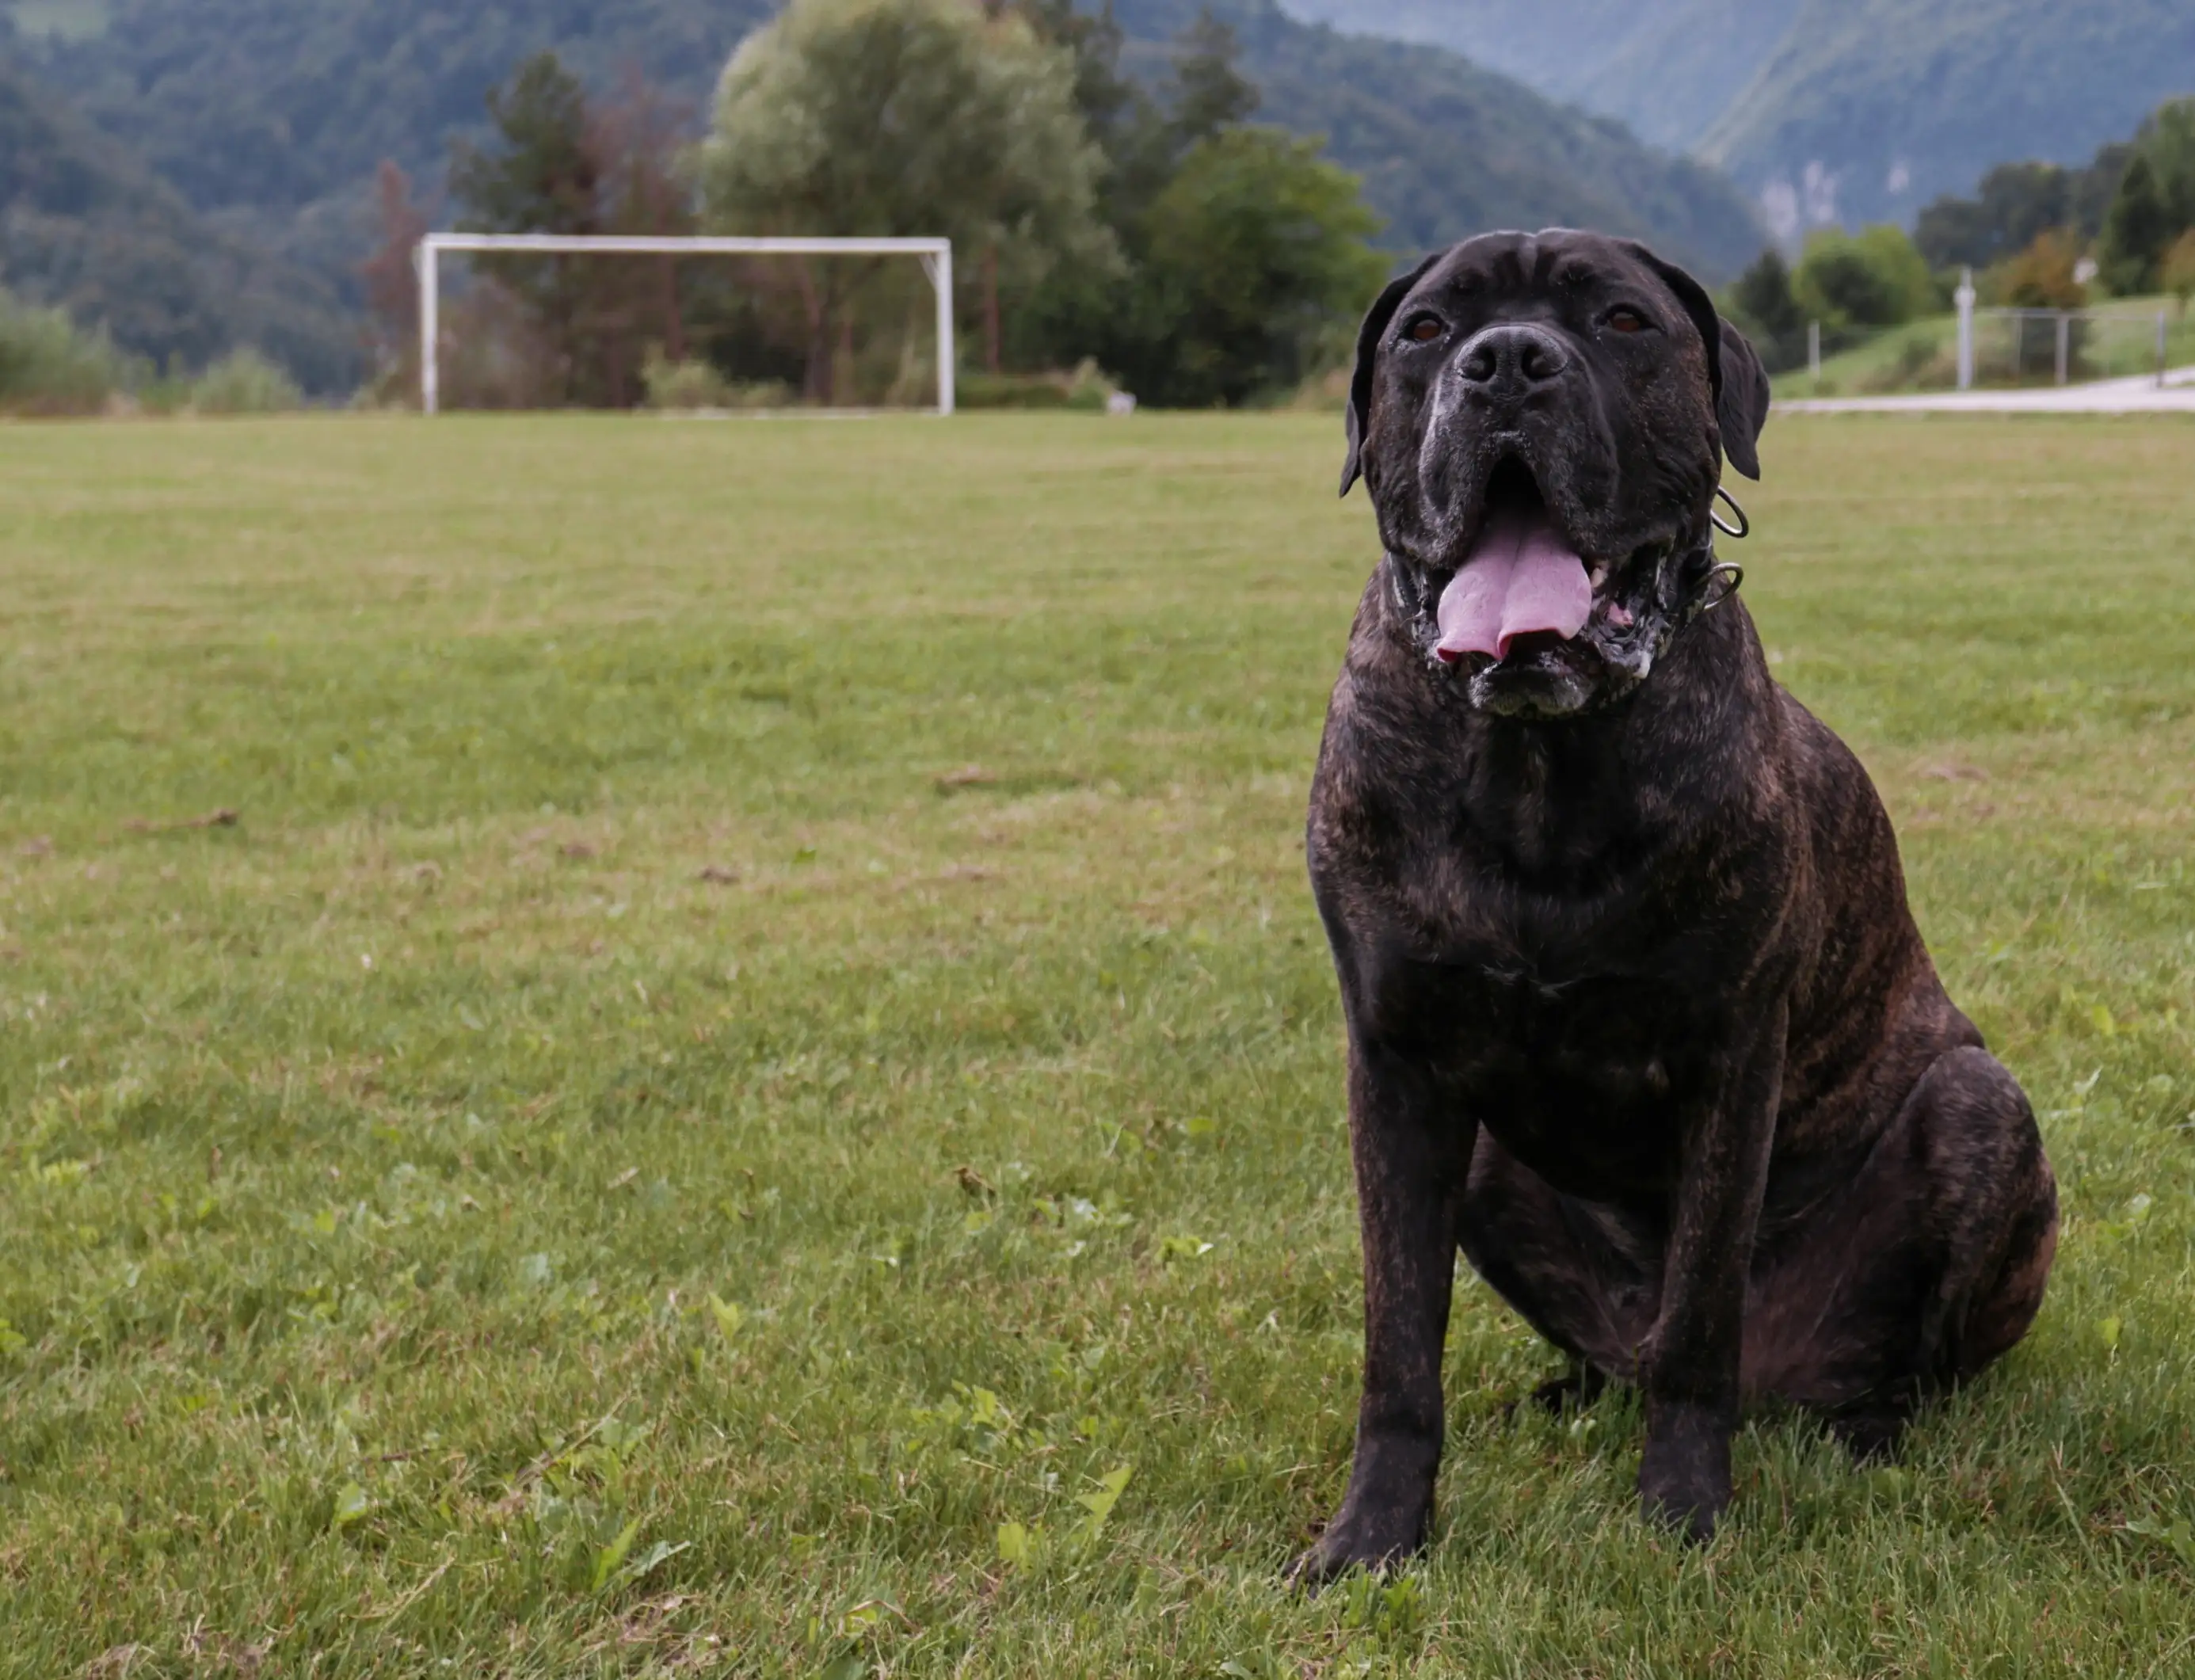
412, 233, 956, 416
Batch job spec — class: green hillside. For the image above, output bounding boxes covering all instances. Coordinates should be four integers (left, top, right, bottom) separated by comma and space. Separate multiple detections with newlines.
1284, 0, 2195, 230
1117, 1, 1761, 270
0, 53, 360, 389
1279, 0, 1797, 150
9, 0, 1763, 282
1697, 0, 2195, 229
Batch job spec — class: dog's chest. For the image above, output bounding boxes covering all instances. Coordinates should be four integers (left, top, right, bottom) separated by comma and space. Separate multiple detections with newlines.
1355, 877, 1717, 1193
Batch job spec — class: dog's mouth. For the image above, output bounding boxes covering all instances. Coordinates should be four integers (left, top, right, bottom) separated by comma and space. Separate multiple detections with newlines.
1427, 459, 1598, 666
1393, 455, 1698, 712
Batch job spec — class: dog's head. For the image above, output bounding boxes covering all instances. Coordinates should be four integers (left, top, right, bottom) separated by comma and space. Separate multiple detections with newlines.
1341, 229, 1770, 718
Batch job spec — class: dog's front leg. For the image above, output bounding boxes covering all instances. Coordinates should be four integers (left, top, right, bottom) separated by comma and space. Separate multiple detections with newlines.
1291, 1038, 1468, 1584
1637, 1007, 1785, 1541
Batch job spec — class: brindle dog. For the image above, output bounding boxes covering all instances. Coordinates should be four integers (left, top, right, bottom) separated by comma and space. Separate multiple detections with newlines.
1295, 229, 2057, 1580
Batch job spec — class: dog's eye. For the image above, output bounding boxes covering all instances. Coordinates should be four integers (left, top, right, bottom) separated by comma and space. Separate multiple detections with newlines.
1400, 314, 1445, 344
1606, 307, 1650, 334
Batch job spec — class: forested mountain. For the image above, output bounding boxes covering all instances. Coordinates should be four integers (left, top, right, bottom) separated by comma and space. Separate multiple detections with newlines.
6, 0, 1763, 287
1697, 0, 2195, 231
0, 51, 360, 387
1284, 0, 2195, 232
1113, 1, 1761, 272
1275, 0, 1796, 153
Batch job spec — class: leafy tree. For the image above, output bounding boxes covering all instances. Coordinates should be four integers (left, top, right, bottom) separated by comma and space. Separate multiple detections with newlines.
1000, 1, 1137, 154
1915, 162, 2072, 271
1168, 10, 1259, 147
698, 0, 1105, 402
1792, 225, 1935, 329
446, 53, 702, 406
1999, 229, 2086, 309
449, 52, 608, 401
2098, 152, 2172, 295
1123, 128, 1385, 407
359, 161, 430, 398
1010, 10, 1381, 406
1721, 247, 1805, 369
2139, 97, 2195, 230
2163, 230, 2195, 318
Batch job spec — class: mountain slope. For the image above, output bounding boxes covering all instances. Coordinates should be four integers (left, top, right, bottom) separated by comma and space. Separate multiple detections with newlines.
1285, 0, 2195, 230
0, 52, 360, 387
1120, 0, 1762, 272
1277, 0, 1796, 150
10, 0, 1763, 284
1696, 0, 2195, 229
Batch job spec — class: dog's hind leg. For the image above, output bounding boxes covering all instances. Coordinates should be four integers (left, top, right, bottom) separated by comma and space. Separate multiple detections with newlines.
1458, 1130, 1662, 1386
1745, 1045, 2056, 1452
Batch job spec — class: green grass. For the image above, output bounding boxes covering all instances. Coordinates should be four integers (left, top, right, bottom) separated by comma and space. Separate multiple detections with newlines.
0, 411, 2191, 1676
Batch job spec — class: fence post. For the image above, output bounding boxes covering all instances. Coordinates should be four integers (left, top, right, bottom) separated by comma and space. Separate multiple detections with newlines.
1954, 269, 1976, 391
2055, 310, 2069, 387
1808, 320, 1821, 381
2160, 311, 2170, 389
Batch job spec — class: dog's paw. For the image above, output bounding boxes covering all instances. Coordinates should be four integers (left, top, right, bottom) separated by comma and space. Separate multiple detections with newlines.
1285, 1510, 1425, 1590
1637, 1402, 1732, 1544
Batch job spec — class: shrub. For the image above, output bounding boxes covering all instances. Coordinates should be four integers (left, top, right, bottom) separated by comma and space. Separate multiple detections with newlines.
955, 360, 1122, 411
0, 294, 125, 415
1792, 225, 1936, 329
190, 349, 303, 414
642, 350, 736, 410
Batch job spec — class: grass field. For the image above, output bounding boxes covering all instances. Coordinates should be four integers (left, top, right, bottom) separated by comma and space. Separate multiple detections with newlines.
0, 410, 2191, 1676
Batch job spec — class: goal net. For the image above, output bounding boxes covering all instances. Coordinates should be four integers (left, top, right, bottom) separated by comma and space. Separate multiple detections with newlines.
413, 234, 956, 416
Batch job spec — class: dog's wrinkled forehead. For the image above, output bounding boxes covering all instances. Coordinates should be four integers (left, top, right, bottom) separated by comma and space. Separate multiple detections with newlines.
1408, 231, 1714, 392
1343, 227, 1769, 497
1419, 231, 1659, 311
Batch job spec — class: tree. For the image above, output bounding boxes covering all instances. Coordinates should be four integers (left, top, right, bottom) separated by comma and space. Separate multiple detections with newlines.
589, 67, 699, 366
449, 52, 607, 402
2098, 152, 2172, 295
1721, 247, 1804, 370
358, 160, 429, 397
2139, 97, 2195, 231
1123, 128, 1384, 407
1168, 10, 1259, 147
1915, 162, 2070, 271
698, 0, 1106, 401
2000, 228, 2086, 309
1792, 225, 1934, 329
443, 54, 703, 407
2163, 230, 2195, 318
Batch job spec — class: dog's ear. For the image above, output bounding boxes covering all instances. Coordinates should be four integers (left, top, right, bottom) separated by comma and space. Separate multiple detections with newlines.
1341, 253, 1440, 497
1712, 318, 1770, 481
1623, 242, 1770, 482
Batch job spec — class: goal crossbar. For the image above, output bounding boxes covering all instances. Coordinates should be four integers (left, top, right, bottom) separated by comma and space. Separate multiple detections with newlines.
412, 233, 955, 416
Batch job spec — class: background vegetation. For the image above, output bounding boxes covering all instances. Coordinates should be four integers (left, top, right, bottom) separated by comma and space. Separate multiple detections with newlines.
1717, 94, 2195, 388
1, 0, 1762, 395
0, 411, 2192, 1674
0, 54, 360, 391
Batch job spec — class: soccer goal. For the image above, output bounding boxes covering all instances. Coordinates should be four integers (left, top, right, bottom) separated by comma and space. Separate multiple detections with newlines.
411, 233, 956, 416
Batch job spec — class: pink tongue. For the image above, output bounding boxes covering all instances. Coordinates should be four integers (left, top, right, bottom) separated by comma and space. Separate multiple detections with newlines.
1435, 508, 1593, 663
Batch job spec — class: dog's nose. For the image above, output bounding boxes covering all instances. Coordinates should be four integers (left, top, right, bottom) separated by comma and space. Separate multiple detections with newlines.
1457, 325, 1569, 393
